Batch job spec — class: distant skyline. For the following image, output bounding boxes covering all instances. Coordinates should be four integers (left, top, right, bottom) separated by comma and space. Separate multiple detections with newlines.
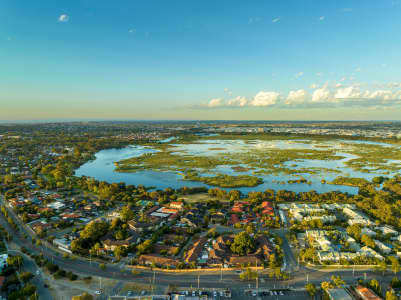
1, 0, 401, 121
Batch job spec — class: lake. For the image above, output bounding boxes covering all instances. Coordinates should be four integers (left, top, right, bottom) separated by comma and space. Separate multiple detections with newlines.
75, 143, 367, 194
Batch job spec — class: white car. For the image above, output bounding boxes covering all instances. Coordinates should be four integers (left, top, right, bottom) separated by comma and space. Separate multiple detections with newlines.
94, 291, 101, 295
36, 270, 40, 275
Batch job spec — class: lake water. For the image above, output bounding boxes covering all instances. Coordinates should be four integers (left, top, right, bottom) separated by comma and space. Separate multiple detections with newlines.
75, 142, 369, 194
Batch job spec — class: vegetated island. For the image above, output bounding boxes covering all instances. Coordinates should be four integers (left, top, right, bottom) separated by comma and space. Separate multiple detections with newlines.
328, 176, 374, 187
182, 171, 263, 188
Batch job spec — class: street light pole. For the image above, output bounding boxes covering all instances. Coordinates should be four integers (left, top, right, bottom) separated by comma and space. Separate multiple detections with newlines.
152, 270, 156, 295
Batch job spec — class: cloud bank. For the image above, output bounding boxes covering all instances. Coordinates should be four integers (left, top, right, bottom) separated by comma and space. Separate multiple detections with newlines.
194, 82, 401, 110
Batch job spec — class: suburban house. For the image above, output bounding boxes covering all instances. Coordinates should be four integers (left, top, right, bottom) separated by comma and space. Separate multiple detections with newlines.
184, 237, 207, 264
355, 285, 382, 300
169, 202, 184, 210
138, 254, 179, 267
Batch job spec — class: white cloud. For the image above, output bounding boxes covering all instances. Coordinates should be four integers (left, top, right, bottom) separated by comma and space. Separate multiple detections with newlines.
251, 91, 280, 106
193, 81, 401, 110
249, 17, 261, 24
272, 18, 280, 23
58, 14, 69, 22
334, 86, 361, 99
227, 96, 248, 107
311, 85, 331, 103
224, 88, 233, 96
208, 98, 224, 107
286, 89, 307, 105
129, 28, 136, 34
295, 72, 304, 79
319, 16, 325, 21
369, 90, 392, 100
388, 82, 401, 89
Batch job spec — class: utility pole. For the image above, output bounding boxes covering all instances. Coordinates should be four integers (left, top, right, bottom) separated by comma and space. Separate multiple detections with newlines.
306, 273, 309, 284
364, 272, 367, 281
198, 275, 200, 290
152, 270, 156, 295
353, 265, 355, 277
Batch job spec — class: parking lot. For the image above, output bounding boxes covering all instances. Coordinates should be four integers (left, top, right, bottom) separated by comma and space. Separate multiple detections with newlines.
236, 289, 313, 300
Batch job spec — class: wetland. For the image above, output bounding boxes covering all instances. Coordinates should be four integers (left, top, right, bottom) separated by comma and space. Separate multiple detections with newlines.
75, 134, 401, 194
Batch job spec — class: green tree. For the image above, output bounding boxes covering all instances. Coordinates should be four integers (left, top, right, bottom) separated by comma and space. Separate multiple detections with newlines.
361, 234, 375, 248
305, 283, 316, 299
230, 232, 256, 256
389, 257, 400, 275
7, 255, 23, 269
321, 281, 334, 290
120, 205, 134, 222
246, 224, 255, 235
331, 275, 345, 288
72, 292, 94, 300
137, 239, 153, 255
377, 260, 387, 275
346, 224, 362, 240
368, 279, 381, 296
114, 246, 125, 259
80, 220, 109, 241
20, 271, 34, 283
269, 253, 278, 268
386, 290, 397, 300
239, 268, 257, 280
115, 230, 125, 240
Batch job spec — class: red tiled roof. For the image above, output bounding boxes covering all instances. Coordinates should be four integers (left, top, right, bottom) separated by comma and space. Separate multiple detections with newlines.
161, 207, 179, 214
230, 214, 240, 224
261, 201, 272, 208
355, 285, 382, 300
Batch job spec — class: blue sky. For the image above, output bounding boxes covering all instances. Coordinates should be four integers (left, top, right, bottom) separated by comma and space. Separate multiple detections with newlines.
1, 0, 401, 120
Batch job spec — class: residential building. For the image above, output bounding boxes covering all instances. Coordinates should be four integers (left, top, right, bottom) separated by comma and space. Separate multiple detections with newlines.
355, 285, 382, 300
326, 288, 354, 300
0, 254, 8, 270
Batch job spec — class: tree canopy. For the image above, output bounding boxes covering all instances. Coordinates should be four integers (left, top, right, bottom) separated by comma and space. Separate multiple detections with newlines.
230, 232, 256, 256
